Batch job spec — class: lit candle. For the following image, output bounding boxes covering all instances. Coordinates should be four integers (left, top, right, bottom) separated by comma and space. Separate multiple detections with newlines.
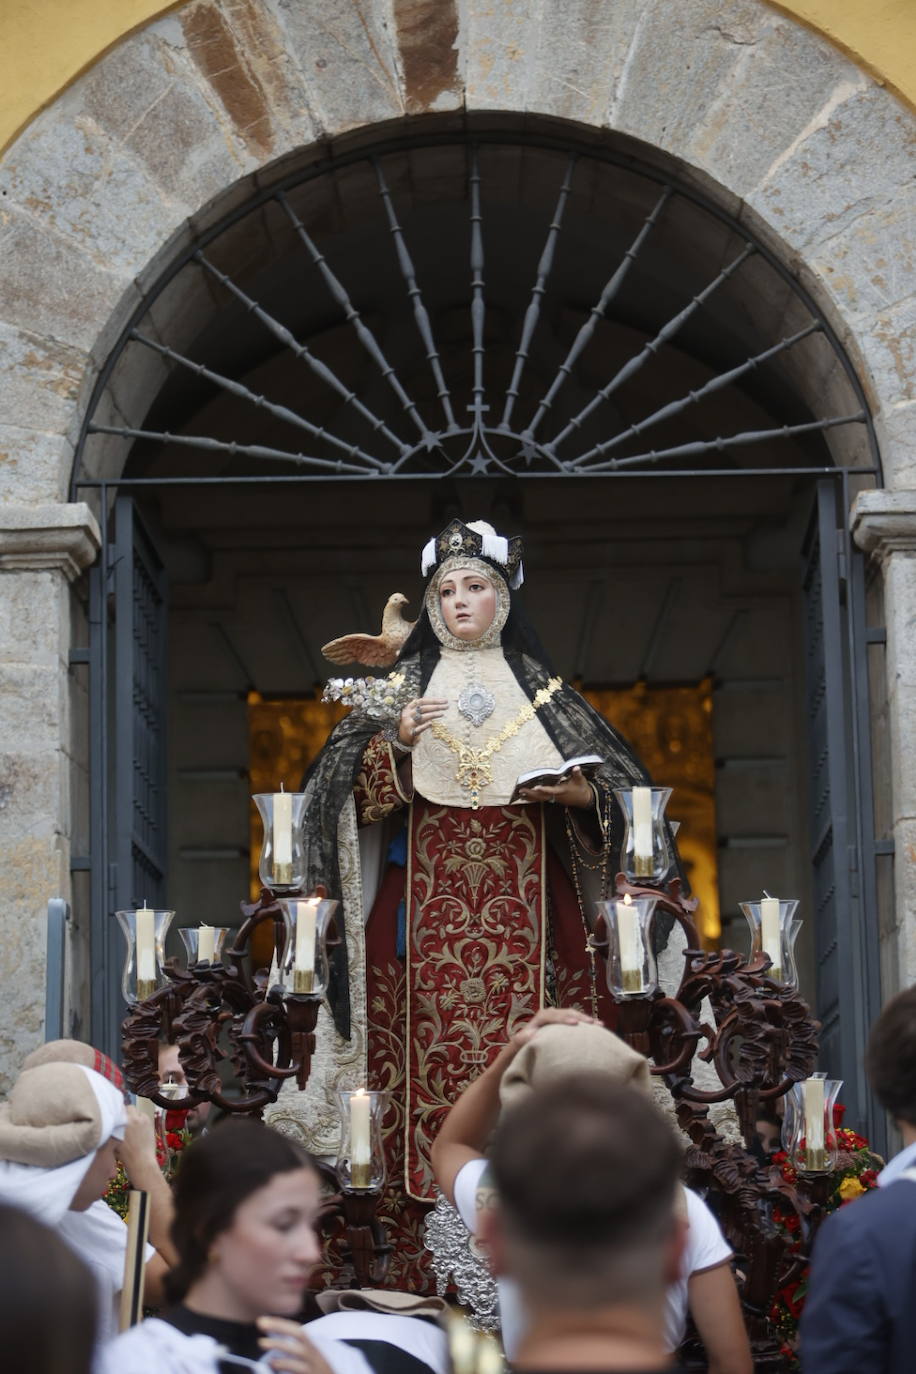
197, 925, 216, 964
293, 899, 318, 994
273, 788, 293, 885
350, 1089, 372, 1189
804, 1076, 826, 1171
761, 896, 782, 980
632, 787, 653, 877
135, 905, 157, 1001
616, 897, 644, 994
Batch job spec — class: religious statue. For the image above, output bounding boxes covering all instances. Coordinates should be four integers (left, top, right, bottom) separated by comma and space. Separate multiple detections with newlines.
267, 519, 659, 1287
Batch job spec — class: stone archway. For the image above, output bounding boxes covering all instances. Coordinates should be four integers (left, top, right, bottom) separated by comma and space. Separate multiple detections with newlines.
1, 0, 915, 1082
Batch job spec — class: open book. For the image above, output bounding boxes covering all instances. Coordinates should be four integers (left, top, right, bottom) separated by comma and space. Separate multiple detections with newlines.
511, 754, 603, 803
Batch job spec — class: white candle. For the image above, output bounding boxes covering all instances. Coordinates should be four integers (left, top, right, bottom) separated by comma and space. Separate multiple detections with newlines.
761, 897, 782, 980
293, 899, 318, 994
197, 925, 216, 964
135, 906, 156, 999
350, 1089, 372, 1189
804, 1077, 826, 1169
273, 790, 293, 867
632, 787, 653, 876
616, 899, 644, 994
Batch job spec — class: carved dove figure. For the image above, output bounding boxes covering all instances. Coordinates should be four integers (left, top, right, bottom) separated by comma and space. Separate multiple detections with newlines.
321, 593, 416, 667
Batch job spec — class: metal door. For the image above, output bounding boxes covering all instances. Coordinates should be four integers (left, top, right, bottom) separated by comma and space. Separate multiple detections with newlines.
801, 479, 884, 1150
88, 497, 168, 1058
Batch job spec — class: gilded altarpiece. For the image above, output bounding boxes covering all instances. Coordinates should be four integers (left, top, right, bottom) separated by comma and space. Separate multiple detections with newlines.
248, 679, 719, 942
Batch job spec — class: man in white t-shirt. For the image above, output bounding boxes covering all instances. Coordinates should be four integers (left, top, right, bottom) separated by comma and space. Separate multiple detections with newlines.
462, 1069, 687, 1371
431, 1009, 751, 1374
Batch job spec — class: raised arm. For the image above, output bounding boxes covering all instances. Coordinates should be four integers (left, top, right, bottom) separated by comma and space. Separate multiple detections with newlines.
688, 1261, 753, 1374
430, 1006, 598, 1205
115, 1106, 177, 1303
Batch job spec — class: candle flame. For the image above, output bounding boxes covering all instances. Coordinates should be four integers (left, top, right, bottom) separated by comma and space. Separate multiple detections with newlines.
622, 892, 633, 906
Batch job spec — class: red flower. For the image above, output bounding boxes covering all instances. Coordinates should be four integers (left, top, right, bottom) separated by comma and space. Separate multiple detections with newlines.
165, 1108, 190, 1132
166, 1131, 184, 1151
860, 1169, 879, 1189
832, 1102, 846, 1127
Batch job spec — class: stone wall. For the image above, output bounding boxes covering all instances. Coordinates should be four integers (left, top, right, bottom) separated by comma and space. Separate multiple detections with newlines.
1, 0, 915, 1082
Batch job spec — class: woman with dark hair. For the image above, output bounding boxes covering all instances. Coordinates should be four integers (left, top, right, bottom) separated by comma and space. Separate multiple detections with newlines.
101, 1120, 447, 1374
268, 519, 656, 1288
0, 1203, 98, 1374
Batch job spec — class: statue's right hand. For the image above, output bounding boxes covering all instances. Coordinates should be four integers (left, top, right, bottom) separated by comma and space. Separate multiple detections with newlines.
398, 695, 449, 747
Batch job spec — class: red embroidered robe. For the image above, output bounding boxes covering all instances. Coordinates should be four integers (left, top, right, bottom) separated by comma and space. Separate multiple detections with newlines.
352, 733, 615, 1290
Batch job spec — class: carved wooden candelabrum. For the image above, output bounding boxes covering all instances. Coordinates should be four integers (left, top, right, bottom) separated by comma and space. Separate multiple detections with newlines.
117, 788, 391, 1288
598, 789, 840, 1373
118, 888, 336, 1113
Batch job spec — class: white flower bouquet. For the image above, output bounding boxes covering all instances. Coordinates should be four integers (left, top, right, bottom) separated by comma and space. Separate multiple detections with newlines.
321, 670, 411, 721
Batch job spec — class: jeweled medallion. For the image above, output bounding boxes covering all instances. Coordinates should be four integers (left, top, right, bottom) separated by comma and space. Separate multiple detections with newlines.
458, 681, 496, 727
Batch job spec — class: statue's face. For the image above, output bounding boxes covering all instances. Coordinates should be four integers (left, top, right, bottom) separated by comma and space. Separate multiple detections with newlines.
439, 567, 497, 641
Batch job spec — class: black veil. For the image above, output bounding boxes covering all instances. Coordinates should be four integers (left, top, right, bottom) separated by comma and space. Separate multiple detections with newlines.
303, 589, 665, 1040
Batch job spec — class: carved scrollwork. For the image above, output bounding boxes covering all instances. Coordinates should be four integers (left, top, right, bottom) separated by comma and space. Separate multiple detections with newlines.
600, 875, 826, 1372
120, 887, 321, 1116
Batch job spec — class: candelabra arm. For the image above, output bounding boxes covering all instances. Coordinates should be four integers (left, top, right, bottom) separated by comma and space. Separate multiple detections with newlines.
285, 996, 321, 1091
238, 1000, 298, 1081
338, 1188, 392, 1289
644, 996, 705, 1077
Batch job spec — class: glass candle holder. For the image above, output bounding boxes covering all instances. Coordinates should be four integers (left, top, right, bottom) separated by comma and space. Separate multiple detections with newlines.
784, 1074, 843, 1174
595, 895, 660, 998
614, 787, 672, 882
278, 897, 337, 997
178, 925, 230, 967
253, 791, 308, 891
336, 1088, 388, 1191
157, 1072, 187, 1102
114, 907, 175, 1003
740, 897, 801, 987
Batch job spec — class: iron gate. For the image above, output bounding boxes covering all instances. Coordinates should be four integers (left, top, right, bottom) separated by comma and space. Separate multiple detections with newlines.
72, 130, 888, 1132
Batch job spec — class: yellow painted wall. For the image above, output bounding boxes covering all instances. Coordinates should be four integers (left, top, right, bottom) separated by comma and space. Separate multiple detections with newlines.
771, 0, 916, 103
1, 0, 915, 156
0, 2, 182, 154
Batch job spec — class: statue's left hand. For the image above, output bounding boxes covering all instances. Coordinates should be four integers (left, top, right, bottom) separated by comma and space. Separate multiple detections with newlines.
519, 764, 593, 809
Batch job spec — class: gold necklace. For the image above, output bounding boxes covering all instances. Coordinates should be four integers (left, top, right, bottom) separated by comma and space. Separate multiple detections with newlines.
430, 677, 563, 808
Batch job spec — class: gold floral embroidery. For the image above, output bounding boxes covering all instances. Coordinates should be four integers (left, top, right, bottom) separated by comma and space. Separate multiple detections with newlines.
404, 802, 547, 1201
354, 732, 410, 824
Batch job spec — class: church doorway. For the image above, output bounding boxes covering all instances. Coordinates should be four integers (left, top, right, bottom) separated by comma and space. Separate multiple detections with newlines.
71, 119, 885, 1140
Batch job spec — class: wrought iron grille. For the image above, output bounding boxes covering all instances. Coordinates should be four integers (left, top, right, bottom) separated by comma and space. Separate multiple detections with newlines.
70, 129, 887, 1126
72, 131, 877, 490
